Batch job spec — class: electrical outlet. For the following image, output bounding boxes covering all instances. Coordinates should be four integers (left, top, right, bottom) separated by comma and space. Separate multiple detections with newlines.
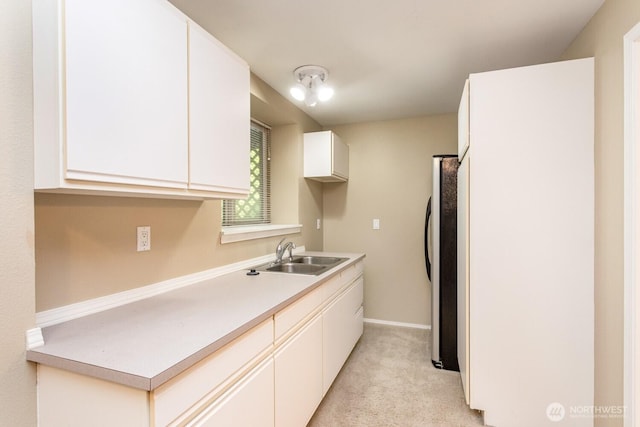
137, 226, 151, 252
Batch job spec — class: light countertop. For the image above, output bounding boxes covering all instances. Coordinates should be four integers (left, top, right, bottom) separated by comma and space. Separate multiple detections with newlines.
27, 252, 365, 390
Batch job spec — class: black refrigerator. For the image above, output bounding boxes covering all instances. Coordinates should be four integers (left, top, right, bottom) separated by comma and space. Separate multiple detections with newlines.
425, 155, 459, 371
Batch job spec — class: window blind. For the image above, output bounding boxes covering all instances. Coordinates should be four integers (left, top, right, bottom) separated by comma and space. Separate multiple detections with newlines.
222, 120, 271, 225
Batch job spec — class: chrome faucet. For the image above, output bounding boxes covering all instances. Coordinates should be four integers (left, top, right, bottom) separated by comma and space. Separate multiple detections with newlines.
275, 238, 296, 263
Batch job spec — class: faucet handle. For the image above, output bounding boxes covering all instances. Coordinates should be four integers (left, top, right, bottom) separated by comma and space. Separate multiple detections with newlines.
287, 242, 296, 262
275, 238, 287, 262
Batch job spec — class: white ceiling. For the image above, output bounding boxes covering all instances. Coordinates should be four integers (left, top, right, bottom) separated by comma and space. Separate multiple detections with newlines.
169, 0, 604, 126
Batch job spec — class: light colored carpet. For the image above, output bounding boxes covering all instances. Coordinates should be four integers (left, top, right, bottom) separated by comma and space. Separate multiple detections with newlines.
308, 322, 484, 427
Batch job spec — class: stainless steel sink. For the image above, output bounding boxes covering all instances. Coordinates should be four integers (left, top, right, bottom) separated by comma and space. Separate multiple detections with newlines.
266, 263, 327, 274
290, 256, 346, 265
250, 255, 348, 275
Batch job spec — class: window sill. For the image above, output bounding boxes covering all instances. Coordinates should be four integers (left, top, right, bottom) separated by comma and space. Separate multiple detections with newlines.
220, 224, 303, 244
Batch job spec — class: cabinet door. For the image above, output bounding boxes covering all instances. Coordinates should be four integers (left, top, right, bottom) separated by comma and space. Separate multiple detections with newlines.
331, 133, 349, 180
322, 277, 364, 395
188, 22, 250, 196
457, 154, 470, 405
64, 0, 188, 188
187, 357, 274, 427
274, 314, 323, 427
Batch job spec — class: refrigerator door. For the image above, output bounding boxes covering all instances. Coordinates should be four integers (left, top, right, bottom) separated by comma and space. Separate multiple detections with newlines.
428, 155, 459, 371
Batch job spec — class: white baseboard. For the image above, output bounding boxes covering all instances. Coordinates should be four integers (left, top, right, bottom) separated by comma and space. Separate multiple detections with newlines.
364, 317, 430, 330
35, 247, 305, 329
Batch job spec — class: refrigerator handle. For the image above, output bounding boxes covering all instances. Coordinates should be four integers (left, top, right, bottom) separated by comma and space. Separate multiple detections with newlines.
425, 196, 432, 281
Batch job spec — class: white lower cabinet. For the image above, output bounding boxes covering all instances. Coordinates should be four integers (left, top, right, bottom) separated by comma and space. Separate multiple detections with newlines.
274, 315, 323, 427
34, 260, 365, 426
187, 357, 274, 427
322, 277, 364, 395
37, 365, 150, 426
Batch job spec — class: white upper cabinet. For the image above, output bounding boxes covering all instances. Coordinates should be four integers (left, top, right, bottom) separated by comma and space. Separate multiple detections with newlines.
64, 0, 188, 189
304, 131, 349, 182
188, 22, 250, 198
33, 0, 249, 199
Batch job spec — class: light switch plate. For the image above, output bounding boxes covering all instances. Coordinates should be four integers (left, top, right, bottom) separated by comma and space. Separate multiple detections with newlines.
373, 219, 380, 230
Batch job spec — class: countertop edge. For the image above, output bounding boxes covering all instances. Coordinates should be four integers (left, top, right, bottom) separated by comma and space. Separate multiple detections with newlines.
27, 351, 152, 390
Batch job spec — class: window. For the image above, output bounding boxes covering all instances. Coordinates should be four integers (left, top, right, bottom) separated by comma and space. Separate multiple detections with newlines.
222, 120, 271, 226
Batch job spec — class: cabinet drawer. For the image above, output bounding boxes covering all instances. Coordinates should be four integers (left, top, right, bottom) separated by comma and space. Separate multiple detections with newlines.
321, 274, 344, 304
186, 357, 274, 427
343, 260, 364, 285
152, 319, 273, 426
341, 277, 364, 323
274, 286, 323, 341
324, 261, 363, 302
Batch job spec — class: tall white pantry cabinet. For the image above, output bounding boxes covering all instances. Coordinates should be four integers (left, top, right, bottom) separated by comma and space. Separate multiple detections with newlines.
457, 58, 594, 427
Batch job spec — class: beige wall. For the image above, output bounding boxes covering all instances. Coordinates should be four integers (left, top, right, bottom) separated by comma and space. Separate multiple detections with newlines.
561, 1, 640, 425
0, 0, 37, 425
323, 114, 457, 325
35, 74, 321, 311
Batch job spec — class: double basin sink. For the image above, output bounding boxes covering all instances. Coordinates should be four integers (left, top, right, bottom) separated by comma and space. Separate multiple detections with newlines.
251, 255, 348, 276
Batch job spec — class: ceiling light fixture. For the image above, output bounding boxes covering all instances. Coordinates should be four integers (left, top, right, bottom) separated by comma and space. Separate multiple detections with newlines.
289, 65, 334, 107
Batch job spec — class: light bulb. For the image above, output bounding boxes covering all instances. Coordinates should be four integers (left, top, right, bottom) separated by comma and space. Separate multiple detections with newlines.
317, 85, 334, 102
290, 84, 306, 101
304, 91, 318, 107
